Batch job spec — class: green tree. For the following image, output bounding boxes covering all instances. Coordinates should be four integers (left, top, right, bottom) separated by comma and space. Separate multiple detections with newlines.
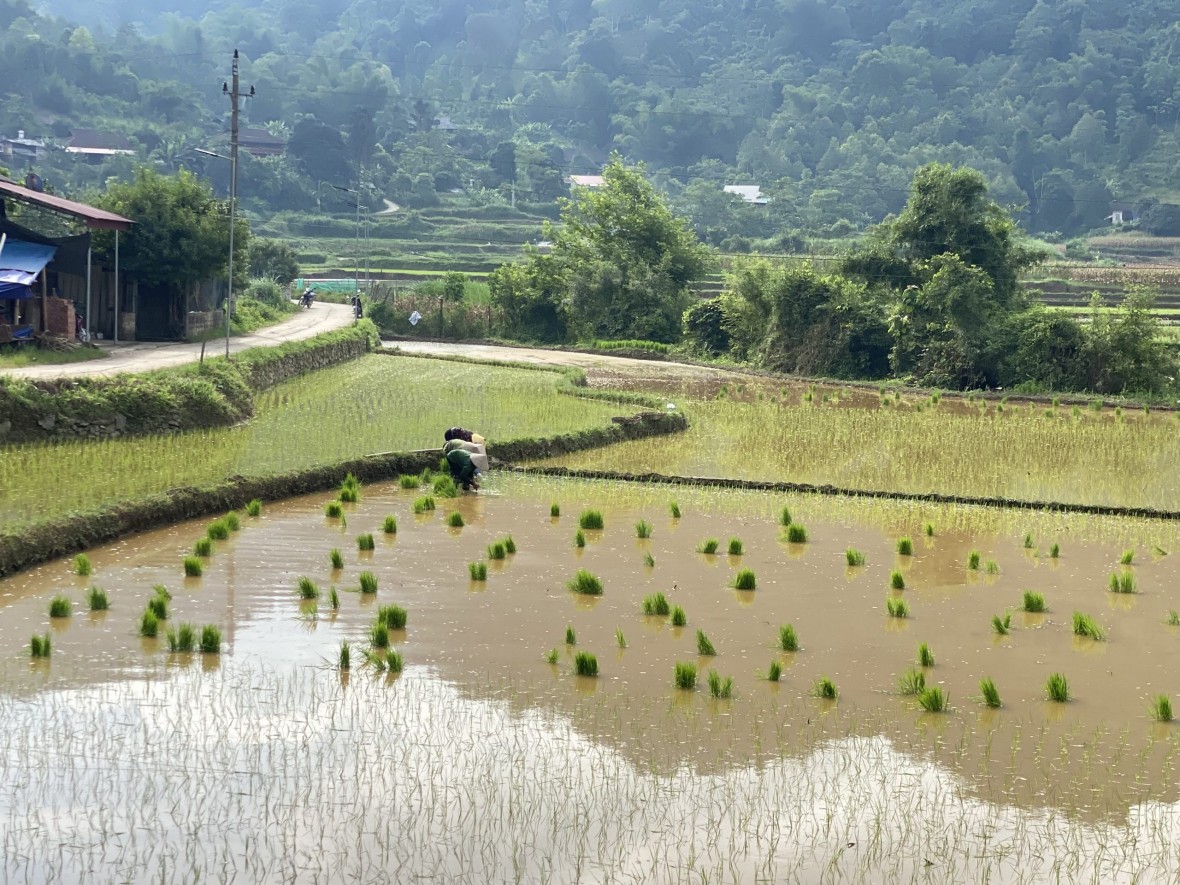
91, 167, 248, 289
551, 156, 714, 342
248, 238, 300, 285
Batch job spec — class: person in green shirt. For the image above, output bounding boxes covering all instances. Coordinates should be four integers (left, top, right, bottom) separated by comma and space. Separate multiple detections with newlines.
443, 438, 480, 491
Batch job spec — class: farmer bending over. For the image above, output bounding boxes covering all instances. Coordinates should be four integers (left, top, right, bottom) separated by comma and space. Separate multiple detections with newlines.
444, 438, 480, 491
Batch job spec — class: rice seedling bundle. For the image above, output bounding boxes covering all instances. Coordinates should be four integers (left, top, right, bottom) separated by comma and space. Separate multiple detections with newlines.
412, 496, 435, 514
924, 523, 935, 537
382, 515, 397, 534
696, 630, 717, 656
979, 678, 1001, 708
707, 670, 734, 698
433, 476, 459, 498
73, 554, 92, 576
917, 643, 934, 667
733, 568, 756, 590
1049, 543, 1060, 558
447, 511, 465, 527
697, 538, 720, 554
338, 640, 351, 671
469, 562, 487, 581
199, 625, 221, 654
615, 629, 626, 648
369, 622, 390, 648
1109, 571, 1136, 594
574, 530, 586, 548
634, 520, 653, 539
917, 686, 948, 712
1023, 533, 1034, 549
565, 625, 576, 646
329, 548, 344, 569
1152, 695, 1173, 722
325, 502, 344, 518
785, 523, 808, 543
896, 537, 913, 556
167, 623, 197, 653
153, 584, 171, 600
339, 487, 358, 504
890, 570, 905, 590
550, 503, 561, 517
845, 548, 865, 566
1022, 591, 1046, 612
1072, 612, 1104, 640
399, 474, 421, 490
487, 541, 507, 560
669, 501, 681, 518
985, 559, 1000, 575
568, 569, 603, 596
357, 533, 375, 551
766, 660, 782, 681
727, 538, 743, 555
245, 499, 263, 517
967, 551, 981, 570
183, 556, 203, 577
898, 668, 925, 695
544, 648, 559, 664
29, 633, 51, 658
1045, 672, 1070, 702
378, 605, 407, 629
298, 576, 320, 599
206, 519, 230, 541
224, 511, 241, 532
139, 609, 159, 638
886, 598, 909, 618
674, 662, 697, 689
384, 650, 404, 673
642, 592, 670, 616
358, 571, 378, 594
193, 537, 213, 557
87, 586, 109, 611
48, 595, 71, 618
329, 587, 340, 610
670, 606, 687, 627
574, 652, 598, 677
812, 677, 837, 699
779, 624, 798, 652
642, 552, 655, 568
1169, 610, 1180, 626
992, 612, 1012, 635
503, 536, 516, 554
148, 594, 168, 620
779, 506, 792, 527
578, 510, 604, 530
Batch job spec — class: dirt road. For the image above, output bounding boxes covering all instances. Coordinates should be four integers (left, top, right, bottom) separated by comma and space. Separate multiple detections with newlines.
2, 303, 355, 380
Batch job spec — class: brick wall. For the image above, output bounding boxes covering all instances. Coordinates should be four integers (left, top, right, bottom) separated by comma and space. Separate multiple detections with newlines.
44, 297, 75, 340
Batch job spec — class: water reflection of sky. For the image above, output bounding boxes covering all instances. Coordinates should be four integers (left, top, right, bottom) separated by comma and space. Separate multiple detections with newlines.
1, 667, 1177, 884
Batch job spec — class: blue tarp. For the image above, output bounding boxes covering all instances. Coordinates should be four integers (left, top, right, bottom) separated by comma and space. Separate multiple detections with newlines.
0, 239, 57, 298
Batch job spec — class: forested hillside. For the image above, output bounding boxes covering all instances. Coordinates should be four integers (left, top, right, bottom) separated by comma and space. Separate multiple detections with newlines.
11, 0, 1180, 241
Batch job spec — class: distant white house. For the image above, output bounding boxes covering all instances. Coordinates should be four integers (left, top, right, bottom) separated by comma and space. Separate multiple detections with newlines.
1106, 201, 1137, 225
1, 131, 46, 165
724, 185, 769, 205
568, 174, 604, 188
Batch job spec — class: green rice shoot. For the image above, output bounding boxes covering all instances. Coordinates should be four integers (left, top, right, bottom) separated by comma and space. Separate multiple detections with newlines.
578, 510, 604, 530
183, 556, 203, 577
886, 597, 909, 618
779, 624, 798, 652
567, 569, 604, 596
670, 606, 687, 627
329, 548, 344, 569
565, 624, 576, 646
992, 612, 1012, 635
298, 577, 320, 600
1022, 591, 1046, 612
674, 661, 697, 689
1072, 611, 1105, 640
707, 670, 734, 698
812, 677, 838, 700
896, 537, 913, 556
696, 538, 720, 555
1046, 672, 1070, 702
917, 642, 934, 667
199, 624, 221, 654
87, 586, 109, 611
845, 548, 865, 566
917, 685, 948, 713
890, 570, 905, 590
785, 523, 808, 543
642, 592, 670, 616
383, 515, 397, 534
447, 511, 465, 527
733, 568, 756, 590
898, 668, 925, 695
469, 562, 488, 581
696, 630, 717, 656
358, 571, 378, 594
574, 652, 598, 677
48, 595, 71, 618
727, 537, 743, 555
635, 520, 652, 539
980, 678, 1002, 708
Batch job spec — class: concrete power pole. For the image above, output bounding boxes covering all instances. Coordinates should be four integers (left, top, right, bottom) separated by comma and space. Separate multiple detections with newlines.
223, 50, 253, 358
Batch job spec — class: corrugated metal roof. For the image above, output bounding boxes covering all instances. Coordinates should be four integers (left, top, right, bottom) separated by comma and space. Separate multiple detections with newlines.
0, 179, 134, 231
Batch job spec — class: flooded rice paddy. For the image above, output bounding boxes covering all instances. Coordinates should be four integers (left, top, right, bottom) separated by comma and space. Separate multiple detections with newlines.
4, 473, 1180, 882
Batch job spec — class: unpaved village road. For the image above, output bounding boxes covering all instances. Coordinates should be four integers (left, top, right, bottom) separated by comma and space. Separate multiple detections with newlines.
1, 302, 355, 380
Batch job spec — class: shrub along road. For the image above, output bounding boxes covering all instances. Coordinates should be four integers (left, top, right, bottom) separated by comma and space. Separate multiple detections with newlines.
2, 302, 355, 379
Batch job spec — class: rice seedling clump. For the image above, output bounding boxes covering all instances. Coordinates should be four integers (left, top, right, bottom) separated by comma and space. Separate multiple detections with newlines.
206, 519, 230, 541
733, 568, 756, 590
87, 586, 109, 611
1152, 695, 1174, 722
325, 502, 344, 518
779, 506, 792, 527
48, 595, 71, 618
670, 605, 687, 627
727, 538, 743, 555
980, 678, 1001, 708
1120, 549, 1135, 565
469, 562, 487, 581
329, 548, 344, 569
139, 609, 159, 638
917, 642, 934, 667
199, 625, 221, 654
487, 541, 507, 560
1045, 672, 1070, 702
635, 520, 652, 539
642, 592, 670, 616
898, 668, 925, 695
167, 623, 197, 653
615, 629, 626, 648
696, 630, 717, 656
328, 587, 340, 610
967, 551, 981, 570
567, 569, 603, 596
544, 648, 559, 664
1109, 571, 1136, 594
73, 553, 92, 576
785, 523, 808, 543
433, 475, 459, 498
918, 686, 948, 712
550, 502, 561, 517
890, 570, 905, 590
992, 612, 1012, 635
245, 499, 263, 517
696, 538, 720, 554
412, 496, 435, 514
1023, 533, 1034, 549
812, 677, 838, 699
669, 501, 681, 519
766, 660, 782, 681
503, 536, 517, 554
447, 511, 465, 528
578, 510, 604, 530
779, 624, 798, 652
642, 552, 655, 568
339, 641, 351, 671
574, 652, 598, 677
399, 474, 421, 490
369, 622, 389, 648
1072, 611, 1104, 640
382, 515, 397, 534
674, 662, 697, 689
358, 571, 378, 594
224, 511, 241, 532
30, 633, 51, 658
298, 576, 320, 599
1022, 591, 1046, 612
707, 670, 734, 698
565, 625, 576, 646
384, 650, 404, 673
924, 523, 935, 537
193, 537, 213, 557
845, 548, 865, 566
573, 530, 586, 548
1049, 543, 1060, 558
886, 597, 909, 618
357, 533, 375, 551
378, 604, 407, 629
183, 556, 203, 577
985, 559, 1000, 575
1169, 610, 1180, 626
897, 537, 913, 556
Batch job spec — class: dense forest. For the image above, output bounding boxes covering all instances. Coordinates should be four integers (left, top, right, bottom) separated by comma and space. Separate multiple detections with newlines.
5, 0, 1180, 244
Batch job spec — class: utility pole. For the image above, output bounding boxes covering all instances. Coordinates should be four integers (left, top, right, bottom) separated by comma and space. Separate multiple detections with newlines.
223, 50, 253, 358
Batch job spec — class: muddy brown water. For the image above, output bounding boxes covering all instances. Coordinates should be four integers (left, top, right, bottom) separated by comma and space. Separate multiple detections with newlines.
4, 472, 1180, 828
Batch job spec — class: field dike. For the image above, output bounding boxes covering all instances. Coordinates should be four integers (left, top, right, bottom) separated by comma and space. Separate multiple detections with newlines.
0, 409, 684, 578
513, 465, 1180, 521
0, 321, 379, 444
